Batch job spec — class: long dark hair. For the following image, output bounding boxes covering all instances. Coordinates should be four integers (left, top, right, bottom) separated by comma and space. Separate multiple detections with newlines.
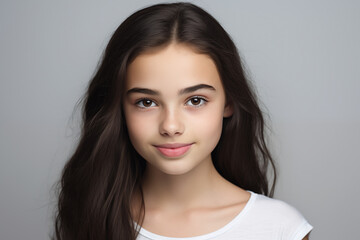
54, 2, 276, 240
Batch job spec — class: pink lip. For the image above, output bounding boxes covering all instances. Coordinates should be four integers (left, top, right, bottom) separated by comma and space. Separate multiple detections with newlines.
154, 143, 193, 158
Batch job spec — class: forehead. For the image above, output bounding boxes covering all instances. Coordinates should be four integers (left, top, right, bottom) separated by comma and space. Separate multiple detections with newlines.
125, 43, 222, 91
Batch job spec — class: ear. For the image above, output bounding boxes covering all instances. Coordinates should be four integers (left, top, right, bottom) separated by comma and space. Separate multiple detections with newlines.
223, 101, 233, 118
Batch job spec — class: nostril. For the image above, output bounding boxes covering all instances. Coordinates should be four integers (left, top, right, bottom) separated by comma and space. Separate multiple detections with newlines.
159, 112, 184, 136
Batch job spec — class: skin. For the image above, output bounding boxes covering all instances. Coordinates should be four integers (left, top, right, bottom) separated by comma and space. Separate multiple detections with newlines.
123, 43, 309, 239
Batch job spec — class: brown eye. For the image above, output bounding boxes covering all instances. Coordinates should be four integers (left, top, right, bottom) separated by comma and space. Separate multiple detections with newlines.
191, 97, 201, 105
136, 99, 156, 108
186, 97, 207, 107
143, 99, 153, 107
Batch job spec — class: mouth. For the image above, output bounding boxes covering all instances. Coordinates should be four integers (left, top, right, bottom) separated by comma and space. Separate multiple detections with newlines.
154, 143, 193, 158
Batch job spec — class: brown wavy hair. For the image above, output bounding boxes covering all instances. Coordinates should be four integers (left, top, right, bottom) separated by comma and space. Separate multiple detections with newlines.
54, 2, 276, 239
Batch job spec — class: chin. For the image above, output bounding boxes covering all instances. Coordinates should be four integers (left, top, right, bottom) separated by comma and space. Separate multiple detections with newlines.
150, 157, 210, 175
149, 159, 200, 176
161, 167, 194, 176
163, 165, 196, 176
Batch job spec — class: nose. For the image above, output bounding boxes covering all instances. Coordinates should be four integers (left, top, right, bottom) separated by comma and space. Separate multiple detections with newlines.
159, 108, 184, 137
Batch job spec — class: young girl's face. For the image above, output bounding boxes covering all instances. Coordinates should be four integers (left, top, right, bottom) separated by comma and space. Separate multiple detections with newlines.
123, 43, 232, 175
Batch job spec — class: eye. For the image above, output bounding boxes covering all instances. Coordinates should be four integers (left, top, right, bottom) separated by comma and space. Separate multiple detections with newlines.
136, 98, 157, 108
186, 96, 208, 107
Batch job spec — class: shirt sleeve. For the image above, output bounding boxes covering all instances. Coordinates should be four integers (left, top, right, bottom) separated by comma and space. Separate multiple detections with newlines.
289, 219, 313, 240
274, 200, 313, 240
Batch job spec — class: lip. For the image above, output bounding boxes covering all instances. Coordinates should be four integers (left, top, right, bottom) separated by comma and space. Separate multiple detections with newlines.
154, 143, 193, 158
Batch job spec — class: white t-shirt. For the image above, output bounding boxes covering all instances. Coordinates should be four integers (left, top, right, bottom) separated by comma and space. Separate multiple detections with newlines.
136, 191, 313, 240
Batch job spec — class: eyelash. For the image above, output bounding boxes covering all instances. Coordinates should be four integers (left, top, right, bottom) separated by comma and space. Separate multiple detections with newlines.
135, 96, 208, 109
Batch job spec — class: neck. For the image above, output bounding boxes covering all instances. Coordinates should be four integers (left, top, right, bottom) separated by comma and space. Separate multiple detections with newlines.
141, 156, 225, 211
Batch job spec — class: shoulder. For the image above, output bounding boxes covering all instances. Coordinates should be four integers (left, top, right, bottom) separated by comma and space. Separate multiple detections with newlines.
247, 192, 313, 240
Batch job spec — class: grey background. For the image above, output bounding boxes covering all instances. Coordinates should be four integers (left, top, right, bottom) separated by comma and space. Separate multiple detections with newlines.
1, 0, 359, 239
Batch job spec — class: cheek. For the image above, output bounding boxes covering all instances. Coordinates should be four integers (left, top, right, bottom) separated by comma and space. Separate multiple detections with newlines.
124, 108, 154, 147
190, 105, 224, 146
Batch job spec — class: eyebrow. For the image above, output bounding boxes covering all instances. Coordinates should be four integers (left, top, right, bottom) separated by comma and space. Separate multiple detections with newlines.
126, 84, 216, 96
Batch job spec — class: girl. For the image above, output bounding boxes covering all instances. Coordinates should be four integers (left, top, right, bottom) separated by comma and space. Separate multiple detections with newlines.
54, 2, 313, 240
